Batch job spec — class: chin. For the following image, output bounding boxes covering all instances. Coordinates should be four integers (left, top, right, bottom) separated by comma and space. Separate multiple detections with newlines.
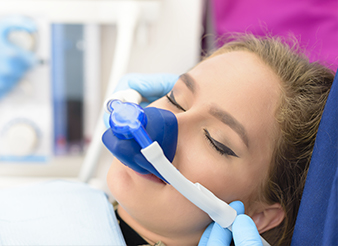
107, 158, 212, 240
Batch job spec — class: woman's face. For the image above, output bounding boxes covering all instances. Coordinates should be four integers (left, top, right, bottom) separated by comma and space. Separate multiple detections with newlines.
107, 51, 282, 245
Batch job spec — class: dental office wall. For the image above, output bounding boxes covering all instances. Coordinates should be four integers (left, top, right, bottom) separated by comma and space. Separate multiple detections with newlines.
0, 0, 205, 190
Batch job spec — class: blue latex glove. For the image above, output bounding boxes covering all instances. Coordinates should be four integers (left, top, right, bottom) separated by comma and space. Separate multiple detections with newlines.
113, 73, 179, 103
198, 201, 263, 246
0, 16, 38, 99
104, 73, 179, 128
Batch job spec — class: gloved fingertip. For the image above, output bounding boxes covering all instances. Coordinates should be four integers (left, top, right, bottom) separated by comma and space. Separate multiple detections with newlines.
198, 223, 214, 246
128, 78, 153, 96
155, 74, 179, 96
205, 222, 215, 233
234, 214, 257, 228
233, 214, 263, 246
229, 201, 245, 214
160, 74, 179, 90
113, 74, 135, 92
212, 222, 227, 233
206, 222, 232, 246
128, 73, 178, 98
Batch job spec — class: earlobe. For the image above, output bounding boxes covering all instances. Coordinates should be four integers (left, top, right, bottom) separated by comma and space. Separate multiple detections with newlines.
251, 203, 285, 233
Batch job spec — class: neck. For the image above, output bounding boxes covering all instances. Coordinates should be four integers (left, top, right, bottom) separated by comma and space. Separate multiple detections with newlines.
117, 205, 202, 246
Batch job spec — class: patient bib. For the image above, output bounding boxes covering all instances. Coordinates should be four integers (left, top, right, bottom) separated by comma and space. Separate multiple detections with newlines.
0, 180, 126, 246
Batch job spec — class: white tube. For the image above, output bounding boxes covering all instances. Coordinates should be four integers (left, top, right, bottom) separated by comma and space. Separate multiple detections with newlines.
141, 142, 237, 228
141, 142, 270, 246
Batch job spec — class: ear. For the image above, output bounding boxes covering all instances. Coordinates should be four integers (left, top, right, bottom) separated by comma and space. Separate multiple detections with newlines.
250, 203, 285, 233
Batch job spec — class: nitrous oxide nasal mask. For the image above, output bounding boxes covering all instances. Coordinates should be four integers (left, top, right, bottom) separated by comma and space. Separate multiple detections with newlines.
102, 90, 270, 246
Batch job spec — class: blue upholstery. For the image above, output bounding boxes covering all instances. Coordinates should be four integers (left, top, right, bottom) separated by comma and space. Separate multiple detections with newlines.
292, 70, 338, 245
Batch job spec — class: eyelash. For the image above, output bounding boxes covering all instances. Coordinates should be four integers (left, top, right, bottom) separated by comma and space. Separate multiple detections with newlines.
166, 92, 238, 158
165, 92, 186, 111
204, 129, 238, 157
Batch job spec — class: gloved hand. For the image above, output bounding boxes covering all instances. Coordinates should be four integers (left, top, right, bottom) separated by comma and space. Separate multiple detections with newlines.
113, 73, 179, 103
0, 16, 38, 99
198, 201, 263, 246
104, 73, 179, 128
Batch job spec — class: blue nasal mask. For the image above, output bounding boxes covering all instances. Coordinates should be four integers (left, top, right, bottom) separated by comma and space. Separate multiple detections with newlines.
101, 90, 270, 246
102, 99, 178, 182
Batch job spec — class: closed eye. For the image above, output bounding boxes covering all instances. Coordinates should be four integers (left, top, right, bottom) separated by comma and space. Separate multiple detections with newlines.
165, 91, 186, 112
204, 129, 238, 157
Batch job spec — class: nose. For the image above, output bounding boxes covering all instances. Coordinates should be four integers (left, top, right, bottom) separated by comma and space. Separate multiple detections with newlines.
169, 106, 203, 167
144, 107, 178, 159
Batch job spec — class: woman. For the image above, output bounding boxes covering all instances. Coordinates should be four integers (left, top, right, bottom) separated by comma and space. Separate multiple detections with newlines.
106, 34, 334, 246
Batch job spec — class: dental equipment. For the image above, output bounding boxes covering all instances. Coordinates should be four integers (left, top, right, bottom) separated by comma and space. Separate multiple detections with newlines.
78, 2, 144, 183
102, 95, 270, 246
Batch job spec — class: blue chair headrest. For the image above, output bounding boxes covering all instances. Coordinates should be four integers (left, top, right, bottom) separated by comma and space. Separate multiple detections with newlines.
291, 70, 338, 245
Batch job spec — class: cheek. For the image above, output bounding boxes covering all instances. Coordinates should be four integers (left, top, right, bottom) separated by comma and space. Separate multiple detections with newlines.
106, 159, 131, 201
149, 97, 269, 208
175, 138, 267, 206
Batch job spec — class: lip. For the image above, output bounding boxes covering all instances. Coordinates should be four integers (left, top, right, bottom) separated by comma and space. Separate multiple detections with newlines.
134, 171, 166, 185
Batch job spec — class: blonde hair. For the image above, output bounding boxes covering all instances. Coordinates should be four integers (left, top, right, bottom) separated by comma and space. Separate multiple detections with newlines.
207, 34, 334, 245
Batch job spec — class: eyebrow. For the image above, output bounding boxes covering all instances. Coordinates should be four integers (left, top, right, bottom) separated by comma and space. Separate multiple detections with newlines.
209, 106, 249, 148
180, 73, 249, 147
180, 73, 196, 93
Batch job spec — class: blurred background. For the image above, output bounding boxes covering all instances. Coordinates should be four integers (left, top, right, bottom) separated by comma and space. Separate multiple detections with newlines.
0, 0, 336, 196
0, 0, 206, 194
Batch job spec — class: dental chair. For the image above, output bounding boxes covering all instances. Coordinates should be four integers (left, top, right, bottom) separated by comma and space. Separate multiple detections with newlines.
291, 70, 338, 246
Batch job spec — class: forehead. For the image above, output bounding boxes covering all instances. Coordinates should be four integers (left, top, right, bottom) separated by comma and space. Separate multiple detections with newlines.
188, 51, 281, 107
190, 51, 279, 90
